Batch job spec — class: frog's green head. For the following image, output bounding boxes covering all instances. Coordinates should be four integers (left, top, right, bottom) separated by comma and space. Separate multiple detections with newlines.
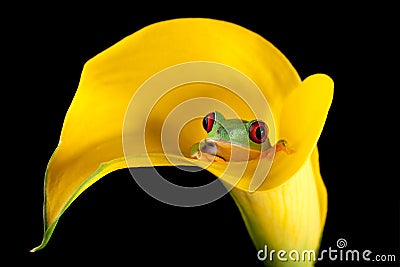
199, 111, 272, 161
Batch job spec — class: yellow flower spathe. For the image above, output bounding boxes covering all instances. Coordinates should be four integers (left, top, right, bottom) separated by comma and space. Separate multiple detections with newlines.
31, 18, 333, 267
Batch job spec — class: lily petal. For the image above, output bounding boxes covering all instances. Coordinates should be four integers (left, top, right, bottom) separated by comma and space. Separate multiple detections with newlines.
31, 17, 332, 260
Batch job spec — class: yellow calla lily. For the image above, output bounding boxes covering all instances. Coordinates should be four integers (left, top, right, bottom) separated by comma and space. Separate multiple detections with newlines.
31, 18, 333, 266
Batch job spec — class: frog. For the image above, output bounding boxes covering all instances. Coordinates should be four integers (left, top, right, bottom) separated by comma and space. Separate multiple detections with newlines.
190, 111, 292, 162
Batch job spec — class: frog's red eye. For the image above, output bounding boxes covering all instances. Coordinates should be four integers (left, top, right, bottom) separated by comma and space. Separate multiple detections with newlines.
249, 120, 268, 143
202, 112, 215, 133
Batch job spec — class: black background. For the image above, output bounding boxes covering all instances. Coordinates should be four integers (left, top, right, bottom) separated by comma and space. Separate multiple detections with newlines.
5, 3, 399, 266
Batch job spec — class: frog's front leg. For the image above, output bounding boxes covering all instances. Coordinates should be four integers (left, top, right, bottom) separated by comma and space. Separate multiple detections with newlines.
190, 142, 202, 159
261, 139, 294, 160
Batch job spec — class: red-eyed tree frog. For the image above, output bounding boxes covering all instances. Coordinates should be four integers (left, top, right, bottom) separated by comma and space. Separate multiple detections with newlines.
190, 111, 292, 162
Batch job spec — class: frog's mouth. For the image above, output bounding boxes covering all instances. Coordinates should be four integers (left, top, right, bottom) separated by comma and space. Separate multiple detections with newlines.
199, 138, 262, 162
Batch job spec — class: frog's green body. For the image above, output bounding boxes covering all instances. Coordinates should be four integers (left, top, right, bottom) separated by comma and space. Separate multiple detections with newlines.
190, 111, 275, 162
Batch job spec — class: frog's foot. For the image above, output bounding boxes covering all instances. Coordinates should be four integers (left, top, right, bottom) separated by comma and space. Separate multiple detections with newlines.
261, 139, 294, 160
275, 139, 295, 154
